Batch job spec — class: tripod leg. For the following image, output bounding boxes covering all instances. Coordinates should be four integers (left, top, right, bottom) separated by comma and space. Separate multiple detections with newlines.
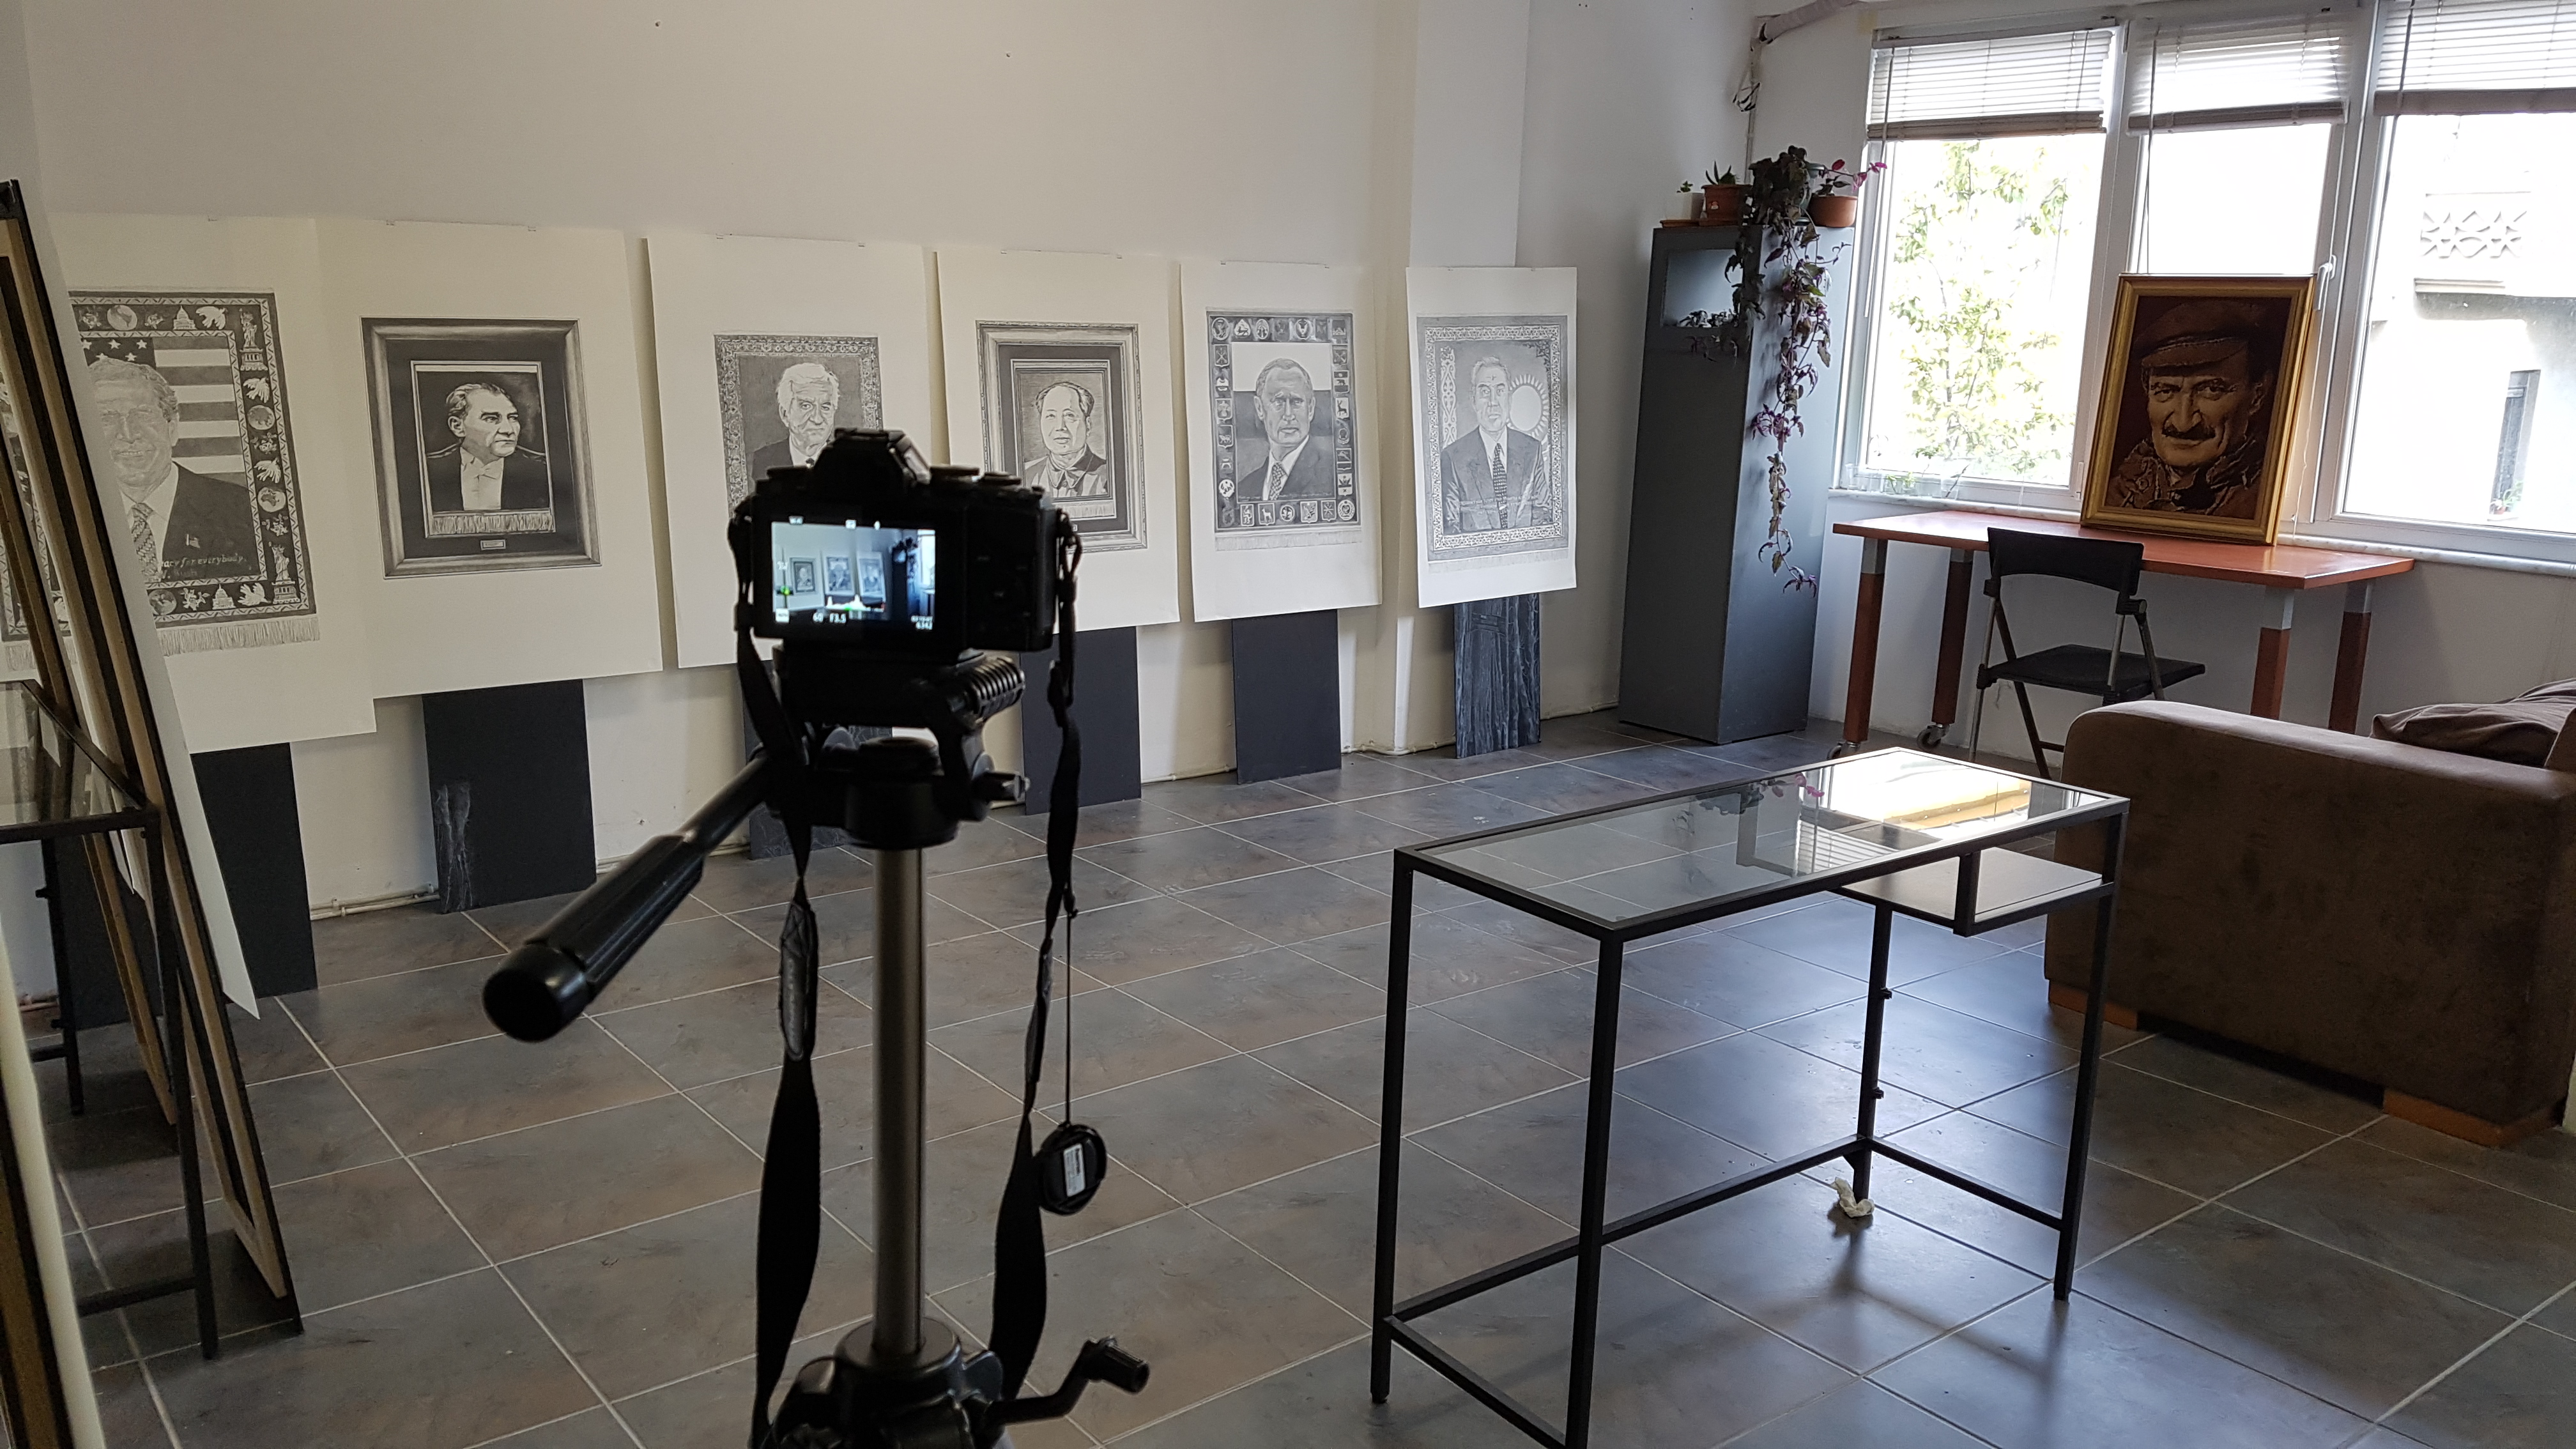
872, 847, 926, 1363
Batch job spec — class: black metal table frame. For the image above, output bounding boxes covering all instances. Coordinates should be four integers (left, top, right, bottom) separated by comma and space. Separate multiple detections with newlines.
0, 682, 225, 1357
1368, 766, 2130, 1449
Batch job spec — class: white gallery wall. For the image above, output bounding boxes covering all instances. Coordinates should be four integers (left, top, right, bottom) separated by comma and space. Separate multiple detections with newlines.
17, 0, 1759, 905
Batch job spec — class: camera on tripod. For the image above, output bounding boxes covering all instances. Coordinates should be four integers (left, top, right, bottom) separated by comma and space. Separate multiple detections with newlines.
733, 429, 1058, 840
484, 429, 1146, 1449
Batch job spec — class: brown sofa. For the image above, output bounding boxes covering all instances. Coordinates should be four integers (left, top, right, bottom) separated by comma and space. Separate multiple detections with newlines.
2044, 700, 2576, 1144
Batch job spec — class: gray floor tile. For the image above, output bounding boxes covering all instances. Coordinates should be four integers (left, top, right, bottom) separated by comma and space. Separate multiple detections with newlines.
246, 1070, 399, 1186
413, 1093, 762, 1261
2224, 1137, 2576, 1315
1724, 1378, 1989, 1449
1415, 1252, 1854, 1448
823, 926, 1066, 1031
1759, 993, 2077, 1108
926, 854, 1154, 931
278, 958, 503, 1068
1068, 1055, 1375, 1204
272, 1158, 486, 1310
935, 1209, 1358, 1441
477, 1408, 638, 1448
1352, 783, 1551, 838
1625, 1177, 2041, 1372
1268, 754, 1443, 802
1427, 966, 1733, 1073
1121, 947, 1384, 1051
309, 903, 501, 986
1439, 896, 1600, 964
686, 1044, 1018, 1172
224, 1000, 325, 1085
1873, 1290, 2368, 1449
1409, 1082, 1764, 1225
1179, 867, 1392, 945
1898, 949, 2147, 1054
1145, 775, 1330, 823
338, 1023, 670, 1154
1728, 897, 2011, 985
1972, 1062, 2334, 1199
1112, 1337, 1501, 1448
2386, 1321, 2576, 1448
1296, 912, 1561, 1002
504, 1191, 873, 1400
1196, 1143, 1562, 1315
821, 1113, 1177, 1295
148, 1270, 594, 1449
1471, 761, 1662, 815
2359, 1115, 2576, 1215
689, 845, 871, 914
1008, 797, 1202, 848
1869, 1110, 2199, 1276
1216, 801, 1433, 866
1077, 824, 1303, 893
2083, 1204, 2506, 1417
1620, 930, 1869, 1030
2111, 1034, 2384, 1133
1616, 1032, 1945, 1161
1257, 1009, 1575, 1132
594, 975, 870, 1091
930, 988, 1230, 1100
1009, 894, 1270, 986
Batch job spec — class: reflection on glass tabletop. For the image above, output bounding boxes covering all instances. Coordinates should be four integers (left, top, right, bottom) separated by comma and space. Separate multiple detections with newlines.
1409, 748, 2115, 926
0, 680, 143, 836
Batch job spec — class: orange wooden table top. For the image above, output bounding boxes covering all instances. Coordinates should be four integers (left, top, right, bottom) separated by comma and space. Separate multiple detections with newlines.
1833, 509, 2416, 590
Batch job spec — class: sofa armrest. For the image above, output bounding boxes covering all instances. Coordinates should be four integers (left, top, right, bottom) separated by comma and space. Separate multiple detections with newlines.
2046, 701, 2576, 1124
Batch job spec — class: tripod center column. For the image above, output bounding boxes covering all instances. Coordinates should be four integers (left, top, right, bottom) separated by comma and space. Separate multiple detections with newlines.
871, 845, 926, 1362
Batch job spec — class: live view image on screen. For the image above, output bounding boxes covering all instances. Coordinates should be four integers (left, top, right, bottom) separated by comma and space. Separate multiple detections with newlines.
772, 519, 936, 629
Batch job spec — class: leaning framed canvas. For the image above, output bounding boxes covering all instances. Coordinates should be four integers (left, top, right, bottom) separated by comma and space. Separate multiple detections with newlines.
2079, 275, 2314, 545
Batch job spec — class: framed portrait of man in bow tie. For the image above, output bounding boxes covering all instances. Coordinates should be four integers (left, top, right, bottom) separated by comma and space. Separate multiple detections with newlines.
364, 318, 600, 576
1207, 310, 1360, 542
976, 320, 1146, 552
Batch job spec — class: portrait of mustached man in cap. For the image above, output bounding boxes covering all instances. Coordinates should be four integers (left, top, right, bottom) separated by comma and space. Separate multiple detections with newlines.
2109, 299, 2280, 520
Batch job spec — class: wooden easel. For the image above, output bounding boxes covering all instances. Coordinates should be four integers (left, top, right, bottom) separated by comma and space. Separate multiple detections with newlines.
0, 181, 298, 1363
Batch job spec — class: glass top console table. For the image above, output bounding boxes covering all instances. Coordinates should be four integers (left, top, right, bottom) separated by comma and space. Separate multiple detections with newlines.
1369, 747, 2130, 1449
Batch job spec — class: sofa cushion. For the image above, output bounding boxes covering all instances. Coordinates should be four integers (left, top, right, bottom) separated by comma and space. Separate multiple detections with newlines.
2373, 677, 2576, 766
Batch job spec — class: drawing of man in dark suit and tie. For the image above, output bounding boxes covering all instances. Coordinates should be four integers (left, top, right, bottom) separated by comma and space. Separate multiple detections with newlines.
88, 356, 258, 583
424, 379, 551, 516
1231, 358, 1337, 507
1438, 355, 1548, 533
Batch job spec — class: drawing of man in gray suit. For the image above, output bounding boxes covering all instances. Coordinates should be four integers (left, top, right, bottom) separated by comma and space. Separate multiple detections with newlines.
1439, 356, 1547, 532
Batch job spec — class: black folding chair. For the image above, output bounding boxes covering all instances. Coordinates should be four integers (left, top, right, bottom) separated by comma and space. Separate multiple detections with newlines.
1967, 528, 2205, 779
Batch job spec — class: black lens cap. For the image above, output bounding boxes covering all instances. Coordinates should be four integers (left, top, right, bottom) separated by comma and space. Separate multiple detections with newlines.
1038, 1122, 1107, 1215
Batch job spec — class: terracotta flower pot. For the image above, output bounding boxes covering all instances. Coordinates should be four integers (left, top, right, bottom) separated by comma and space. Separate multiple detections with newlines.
1701, 184, 1746, 226
1809, 193, 1860, 229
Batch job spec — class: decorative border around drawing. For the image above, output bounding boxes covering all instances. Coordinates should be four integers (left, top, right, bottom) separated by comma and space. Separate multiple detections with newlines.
714, 332, 884, 510
1414, 313, 1572, 564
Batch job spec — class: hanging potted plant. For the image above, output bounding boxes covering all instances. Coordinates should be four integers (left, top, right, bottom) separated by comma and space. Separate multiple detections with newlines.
1807, 157, 1882, 229
1701, 167, 1745, 227
1665, 182, 1701, 224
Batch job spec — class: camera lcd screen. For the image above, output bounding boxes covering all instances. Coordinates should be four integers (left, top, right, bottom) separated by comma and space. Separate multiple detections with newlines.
772, 519, 936, 632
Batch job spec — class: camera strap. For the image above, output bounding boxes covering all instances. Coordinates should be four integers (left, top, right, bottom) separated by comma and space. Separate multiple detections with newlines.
737, 634, 823, 1449
990, 515, 1085, 1397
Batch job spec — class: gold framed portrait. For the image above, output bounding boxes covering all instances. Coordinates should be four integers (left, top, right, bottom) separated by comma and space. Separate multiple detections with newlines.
2080, 275, 2315, 545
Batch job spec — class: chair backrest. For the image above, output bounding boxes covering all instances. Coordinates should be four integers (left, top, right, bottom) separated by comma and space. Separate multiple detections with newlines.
1986, 528, 2147, 600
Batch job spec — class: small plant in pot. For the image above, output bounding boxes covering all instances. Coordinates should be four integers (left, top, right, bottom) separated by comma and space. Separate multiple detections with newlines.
1702, 167, 1745, 226
1806, 158, 1882, 228
1666, 182, 1701, 224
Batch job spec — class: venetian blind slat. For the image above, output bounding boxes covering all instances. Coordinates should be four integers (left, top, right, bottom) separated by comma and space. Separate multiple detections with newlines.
2376, 0, 2576, 114
2129, 13, 2353, 131
1869, 29, 2117, 140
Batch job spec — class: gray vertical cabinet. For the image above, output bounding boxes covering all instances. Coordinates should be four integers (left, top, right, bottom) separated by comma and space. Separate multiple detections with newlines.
1618, 224, 1835, 746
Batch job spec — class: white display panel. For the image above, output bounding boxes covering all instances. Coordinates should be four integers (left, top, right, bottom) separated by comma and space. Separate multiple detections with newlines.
1179, 261, 1381, 621
43, 215, 379, 750
646, 233, 935, 669
1405, 266, 1580, 608
315, 220, 663, 697
937, 248, 1181, 631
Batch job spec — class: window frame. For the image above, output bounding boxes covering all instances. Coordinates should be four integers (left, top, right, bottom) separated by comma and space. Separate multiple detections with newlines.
1839, 0, 2576, 569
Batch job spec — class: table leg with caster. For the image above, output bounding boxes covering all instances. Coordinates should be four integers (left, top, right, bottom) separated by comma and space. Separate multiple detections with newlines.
1920, 549, 1974, 748
1838, 538, 1889, 755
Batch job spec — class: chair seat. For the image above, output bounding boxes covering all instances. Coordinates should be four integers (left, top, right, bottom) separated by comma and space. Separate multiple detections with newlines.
1982, 645, 2205, 703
